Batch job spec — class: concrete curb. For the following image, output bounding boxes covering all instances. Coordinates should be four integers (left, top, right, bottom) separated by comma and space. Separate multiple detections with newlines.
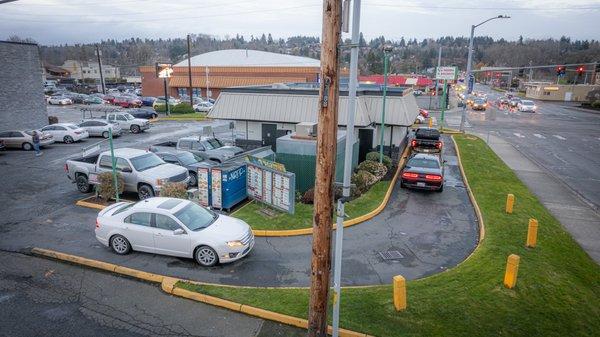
75, 146, 410, 238
31, 247, 370, 337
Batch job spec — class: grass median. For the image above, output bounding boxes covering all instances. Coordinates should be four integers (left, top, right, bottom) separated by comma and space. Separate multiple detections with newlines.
179, 134, 600, 336
158, 113, 208, 121
232, 180, 391, 231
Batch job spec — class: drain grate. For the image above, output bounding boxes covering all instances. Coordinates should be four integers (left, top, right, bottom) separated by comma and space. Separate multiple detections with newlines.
379, 250, 404, 260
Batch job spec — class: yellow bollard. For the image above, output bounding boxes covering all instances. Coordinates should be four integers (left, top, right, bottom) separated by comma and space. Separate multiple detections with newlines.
527, 218, 538, 248
393, 275, 407, 311
506, 194, 515, 214
503, 254, 520, 289
428, 117, 433, 128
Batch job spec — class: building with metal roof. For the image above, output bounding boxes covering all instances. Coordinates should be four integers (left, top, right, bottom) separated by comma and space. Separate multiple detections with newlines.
209, 84, 419, 161
174, 49, 320, 67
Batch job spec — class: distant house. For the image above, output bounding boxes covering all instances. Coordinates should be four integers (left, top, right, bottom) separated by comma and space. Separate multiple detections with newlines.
208, 83, 419, 161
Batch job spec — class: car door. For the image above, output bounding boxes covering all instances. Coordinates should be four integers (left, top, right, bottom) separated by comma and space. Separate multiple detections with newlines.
122, 212, 156, 253
41, 125, 56, 139
53, 125, 68, 140
115, 157, 136, 192
10, 131, 27, 148
116, 114, 129, 129
0, 131, 14, 148
152, 213, 191, 257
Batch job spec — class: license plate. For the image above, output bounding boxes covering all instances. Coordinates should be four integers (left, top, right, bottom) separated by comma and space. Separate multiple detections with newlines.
416, 182, 426, 187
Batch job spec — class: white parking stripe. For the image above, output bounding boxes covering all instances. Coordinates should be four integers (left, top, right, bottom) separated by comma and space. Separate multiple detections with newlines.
553, 135, 566, 140
513, 133, 525, 138
533, 134, 545, 139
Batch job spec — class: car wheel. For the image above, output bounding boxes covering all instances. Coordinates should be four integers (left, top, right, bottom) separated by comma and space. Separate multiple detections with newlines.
151, 113, 158, 119
436, 185, 444, 193
64, 135, 74, 144
130, 125, 141, 134
137, 184, 154, 200
188, 172, 198, 187
102, 131, 109, 139
195, 246, 218, 267
110, 235, 131, 255
76, 174, 93, 193
400, 181, 406, 188
22, 142, 33, 151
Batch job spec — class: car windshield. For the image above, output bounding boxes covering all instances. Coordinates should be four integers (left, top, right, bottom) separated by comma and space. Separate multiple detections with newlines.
407, 157, 440, 169
177, 152, 200, 165
129, 153, 164, 171
123, 113, 135, 120
200, 140, 215, 150
174, 202, 218, 231
522, 101, 534, 105
66, 124, 79, 130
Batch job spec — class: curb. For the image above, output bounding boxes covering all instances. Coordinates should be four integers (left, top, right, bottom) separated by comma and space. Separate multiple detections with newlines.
31, 247, 370, 337
75, 196, 135, 211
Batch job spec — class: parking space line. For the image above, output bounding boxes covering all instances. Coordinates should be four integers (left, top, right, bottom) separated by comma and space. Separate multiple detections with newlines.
533, 134, 545, 139
553, 135, 567, 140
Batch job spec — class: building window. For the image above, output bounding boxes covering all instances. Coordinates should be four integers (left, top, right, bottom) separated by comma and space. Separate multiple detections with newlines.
193, 88, 200, 97
544, 92, 551, 96
177, 88, 187, 96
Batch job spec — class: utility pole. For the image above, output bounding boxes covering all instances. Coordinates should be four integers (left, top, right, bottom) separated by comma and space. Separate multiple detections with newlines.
205, 66, 210, 99
379, 46, 392, 163
308, 0, 341, 336
528, 60, 533, 82
331, 1, 360, 336
187, 34, 194, 107
95, 44, 106, 95
429, 46, 441, 110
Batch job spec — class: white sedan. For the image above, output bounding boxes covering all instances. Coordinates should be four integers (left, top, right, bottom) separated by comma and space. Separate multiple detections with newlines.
41, 123, 89, 143
193, 101, 213, 112
95, 197, 254, 266
518, 100, 537, 112
48, 96, 73, 105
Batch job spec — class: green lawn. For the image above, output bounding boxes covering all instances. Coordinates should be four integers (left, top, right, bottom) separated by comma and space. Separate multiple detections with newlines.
178, 135, 600, 336
158, 113, 208, 121
232, 180, 391, 231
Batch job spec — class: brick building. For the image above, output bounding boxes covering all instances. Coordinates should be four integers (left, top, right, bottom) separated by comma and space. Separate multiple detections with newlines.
0, 41, 48, 131
139, 49, 320, 99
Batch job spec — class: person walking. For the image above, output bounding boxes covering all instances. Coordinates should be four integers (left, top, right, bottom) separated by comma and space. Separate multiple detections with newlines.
32, 130, 42, 156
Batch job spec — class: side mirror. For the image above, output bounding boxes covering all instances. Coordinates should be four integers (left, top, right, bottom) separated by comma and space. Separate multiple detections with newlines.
173, 228, 186, 235
121, 167, 132, 173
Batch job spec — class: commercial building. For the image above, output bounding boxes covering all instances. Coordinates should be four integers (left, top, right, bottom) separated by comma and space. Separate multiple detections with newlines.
139, 49, 320, 99
208, 83, 419, 162
61, 60, 120, 81
359, 75, 434, 90
0, 41, 48, 130
525, 83, 600, 102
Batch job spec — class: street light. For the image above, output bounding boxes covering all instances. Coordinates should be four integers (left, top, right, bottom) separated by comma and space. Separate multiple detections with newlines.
459, 14, 510, 131
379, 44, 393, 163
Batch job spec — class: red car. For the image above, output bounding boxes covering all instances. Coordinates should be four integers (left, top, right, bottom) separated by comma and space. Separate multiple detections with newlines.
419, 108, 429, 118
113, 96, 142, 108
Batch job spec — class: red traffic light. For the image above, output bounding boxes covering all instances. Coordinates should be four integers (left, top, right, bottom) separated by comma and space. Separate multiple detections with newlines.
577, 66, 585, 75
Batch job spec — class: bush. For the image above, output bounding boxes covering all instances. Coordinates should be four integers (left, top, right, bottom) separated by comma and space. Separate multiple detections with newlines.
365, 151, 392, 170
591, 101, 600, 108
301, 188, 315, 204
96, 171, 124, 203
154, 102, 195, 114
159, 182, 188, 199
48, 116, 58, 124
351, 170, 377, 195
357, 160, 387, 180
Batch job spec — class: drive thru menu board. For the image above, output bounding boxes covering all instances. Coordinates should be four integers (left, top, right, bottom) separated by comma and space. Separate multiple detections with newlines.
197, 167, 210, 206
246, 161, 295, 214
211, 169, 222, 208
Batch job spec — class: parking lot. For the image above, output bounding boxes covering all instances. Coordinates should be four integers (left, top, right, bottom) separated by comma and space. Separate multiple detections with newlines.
0, 112, 479, 287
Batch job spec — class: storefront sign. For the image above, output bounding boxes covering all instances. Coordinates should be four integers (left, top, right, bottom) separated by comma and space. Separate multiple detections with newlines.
436, 66, 458, 80
246, 161, 295, 214
246, 155, 286, 173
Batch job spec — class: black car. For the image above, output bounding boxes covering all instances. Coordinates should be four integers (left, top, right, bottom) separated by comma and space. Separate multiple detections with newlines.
400, 153, 444, 192
128, 108, 158, 120
154, 151, 217, 187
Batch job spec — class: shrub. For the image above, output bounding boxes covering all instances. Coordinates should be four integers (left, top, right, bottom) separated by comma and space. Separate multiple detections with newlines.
301, 188, 315, 204
351, 170, 377, 195
365, 151, 392, 170
592, 101, 600, 108
154, 102, 195, 114
159, 182, 188, 199
357, 160, 387, 180
96, 171, 124, 203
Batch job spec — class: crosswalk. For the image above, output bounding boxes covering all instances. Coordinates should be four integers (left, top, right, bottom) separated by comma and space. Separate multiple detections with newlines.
505, 132, 572, 141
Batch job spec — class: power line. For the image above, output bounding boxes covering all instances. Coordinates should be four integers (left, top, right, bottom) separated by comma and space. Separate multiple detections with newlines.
369, 3, 600, 11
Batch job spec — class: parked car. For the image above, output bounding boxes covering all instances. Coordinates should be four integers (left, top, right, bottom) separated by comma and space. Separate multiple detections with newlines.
0, 130, 54, 150
150, 136, 244, 163
400, 153, 445, 192
518, 100, 537, 112
78, 120, 122, 138
413, 90, 423, 96
113, 96, 142, 108
41, 123, 89, 143
418, 108, 429, 118
48, 95, 73, 105
409, 127, 442, 153
193, 101, 214, 112
65, 148, 189, 199
140, 97, 157, 107
84, 96, 105, 105
71, 94, 89, 104
106, 112, 150, 134
154, 151, 217, 187
509, 98, 521, 108
153, 97, 180, 109
0, 139, 5, 151
94, 197, 254, 266
129, 108, 158, 120
471, 98, 488, 111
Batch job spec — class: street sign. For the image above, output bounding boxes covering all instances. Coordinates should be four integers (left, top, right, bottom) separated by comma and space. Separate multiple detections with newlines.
436, 66, 458, 80
468, 74, 474, 93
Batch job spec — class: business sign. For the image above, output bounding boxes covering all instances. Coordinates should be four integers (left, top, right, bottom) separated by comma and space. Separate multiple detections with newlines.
246, 155, 286, 173
211, 169, 222, 208
436, 66, 458, 80
197, 167, 210, 206
155, 62, 173, 78
246, 161, 295, 214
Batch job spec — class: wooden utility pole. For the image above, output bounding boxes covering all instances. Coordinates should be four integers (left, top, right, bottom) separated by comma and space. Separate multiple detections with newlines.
308, 0, 342, 336
187, 34, 194, 107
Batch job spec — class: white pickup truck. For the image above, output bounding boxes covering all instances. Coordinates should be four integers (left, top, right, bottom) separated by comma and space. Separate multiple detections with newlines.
66, 148, 189, 199
105, 112, 150, 134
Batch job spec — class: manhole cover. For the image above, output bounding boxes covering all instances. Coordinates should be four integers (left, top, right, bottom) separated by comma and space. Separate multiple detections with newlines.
378, 250, 404, 260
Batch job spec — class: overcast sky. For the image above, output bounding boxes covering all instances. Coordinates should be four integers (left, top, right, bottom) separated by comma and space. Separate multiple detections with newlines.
2, 0, 599, 45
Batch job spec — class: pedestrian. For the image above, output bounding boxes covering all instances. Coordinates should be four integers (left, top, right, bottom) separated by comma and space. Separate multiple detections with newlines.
32, 130, 42, 156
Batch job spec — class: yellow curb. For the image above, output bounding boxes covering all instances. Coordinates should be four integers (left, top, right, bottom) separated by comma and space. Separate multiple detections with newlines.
75, 197, 106, 210
148, 118, 159, 123
253, 145, 410, 237
114, 265, 164, 283
161, 276, 178, 293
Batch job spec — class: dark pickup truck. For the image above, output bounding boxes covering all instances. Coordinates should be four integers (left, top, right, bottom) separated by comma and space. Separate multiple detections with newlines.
410, 127, 443, 153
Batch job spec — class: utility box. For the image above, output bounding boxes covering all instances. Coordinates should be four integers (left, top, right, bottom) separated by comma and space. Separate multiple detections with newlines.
276, 130, 358, 192
197, 162, 247, 211
295, 122, 318, 138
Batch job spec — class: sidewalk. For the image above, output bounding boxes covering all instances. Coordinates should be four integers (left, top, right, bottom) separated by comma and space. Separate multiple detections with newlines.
482, 134, 600, 264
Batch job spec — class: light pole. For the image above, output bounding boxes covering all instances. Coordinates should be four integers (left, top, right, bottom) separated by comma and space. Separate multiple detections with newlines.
459, 15, 510, 132
379, 45, 393, 163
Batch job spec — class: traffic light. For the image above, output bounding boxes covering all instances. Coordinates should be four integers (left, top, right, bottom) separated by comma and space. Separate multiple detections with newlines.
556, 66, 566, 76
577, 66, 585, 76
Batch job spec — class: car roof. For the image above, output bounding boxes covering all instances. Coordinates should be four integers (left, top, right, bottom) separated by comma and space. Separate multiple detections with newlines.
130, 197, 190, 214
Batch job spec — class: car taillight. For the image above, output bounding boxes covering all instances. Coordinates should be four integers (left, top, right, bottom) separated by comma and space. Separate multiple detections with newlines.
402, 172, 419, 179
95, 219, 100, 229
411, 139, 417, 147
435, 141, 443, 149
425, 174, 442, 181
64, 164, 69, 172
74, 131, 82, 134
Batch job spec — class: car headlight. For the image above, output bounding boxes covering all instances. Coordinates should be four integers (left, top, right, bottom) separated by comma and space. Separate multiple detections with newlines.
226, 240, 244, 247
